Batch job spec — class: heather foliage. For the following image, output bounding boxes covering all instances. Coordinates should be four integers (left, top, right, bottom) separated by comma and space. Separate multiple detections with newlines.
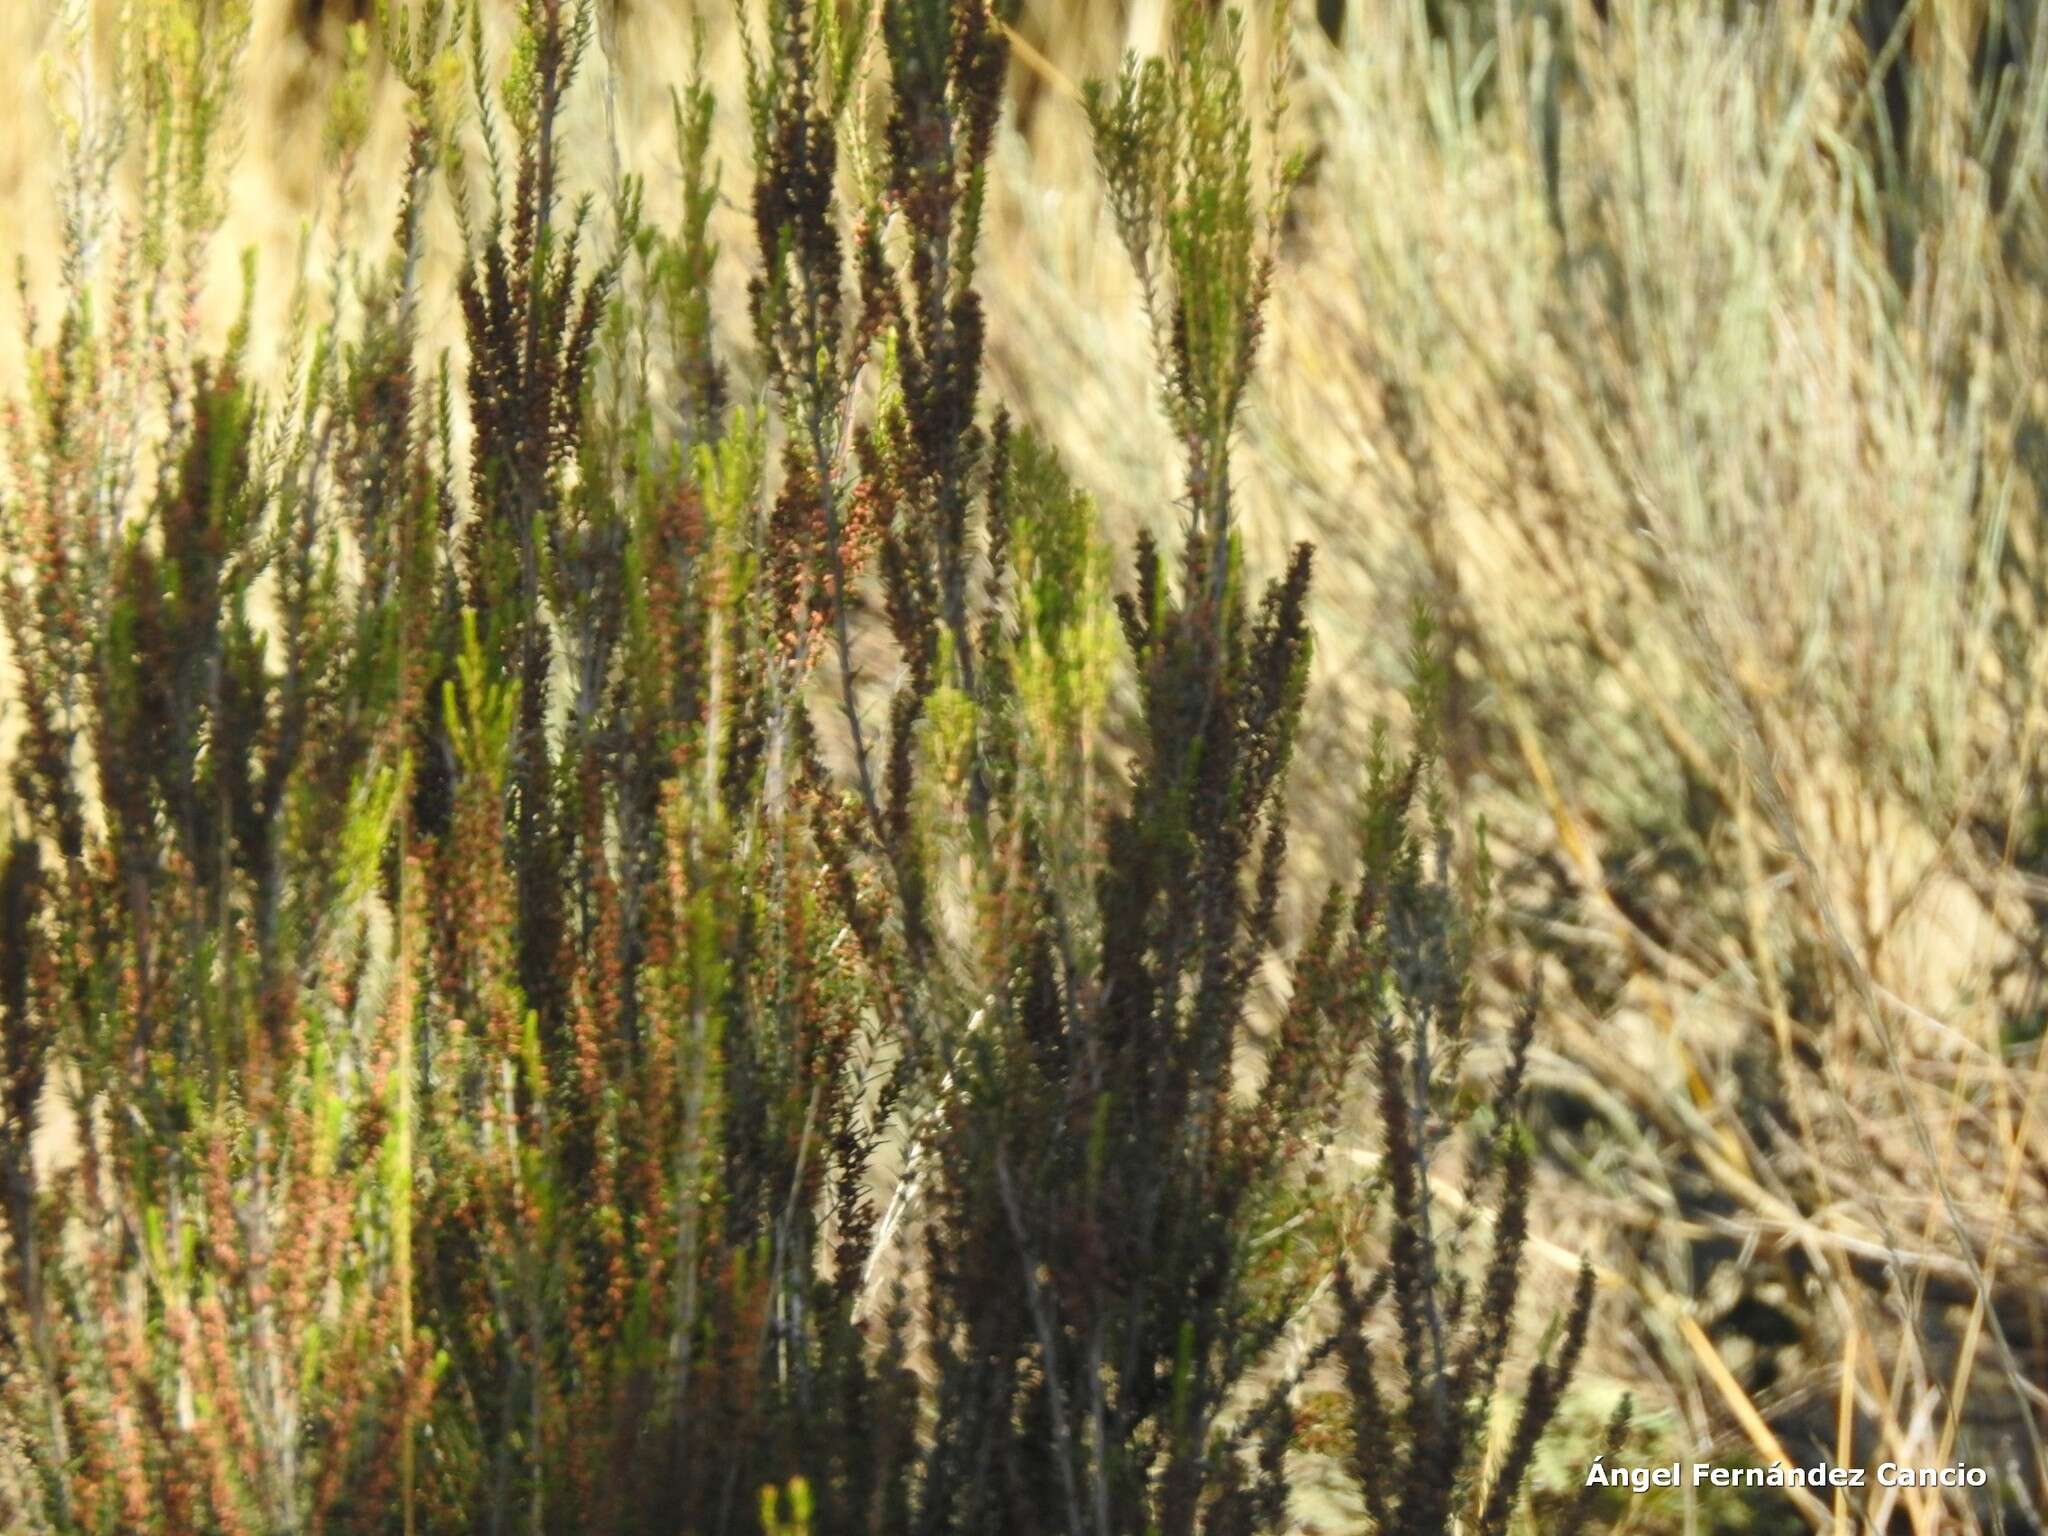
0, 0, 1605, 1532
1318, 650, 1609, 1536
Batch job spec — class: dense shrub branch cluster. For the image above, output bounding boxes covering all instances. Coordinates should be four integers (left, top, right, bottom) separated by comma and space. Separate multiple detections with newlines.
0, 1, 1608, 1531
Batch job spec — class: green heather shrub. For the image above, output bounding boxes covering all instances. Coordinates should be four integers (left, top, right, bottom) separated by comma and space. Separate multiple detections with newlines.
0, 0, 1613, 1531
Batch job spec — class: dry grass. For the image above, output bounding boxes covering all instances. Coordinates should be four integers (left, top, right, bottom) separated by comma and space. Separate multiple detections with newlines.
1255, 3, 2048, 1525
4, 0, 2046, 1528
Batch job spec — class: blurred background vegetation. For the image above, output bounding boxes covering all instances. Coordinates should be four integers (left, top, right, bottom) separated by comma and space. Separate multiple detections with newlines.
2, 0, 2046, 1531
